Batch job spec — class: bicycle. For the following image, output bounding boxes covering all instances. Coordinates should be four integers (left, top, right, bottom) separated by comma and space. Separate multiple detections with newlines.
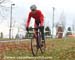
27, 27, 46, 56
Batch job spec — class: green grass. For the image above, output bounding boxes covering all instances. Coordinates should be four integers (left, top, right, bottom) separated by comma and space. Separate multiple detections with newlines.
1, 38, 75, 60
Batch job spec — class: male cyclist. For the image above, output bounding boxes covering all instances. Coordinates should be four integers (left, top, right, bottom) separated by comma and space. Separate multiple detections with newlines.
26, 4, 45, 43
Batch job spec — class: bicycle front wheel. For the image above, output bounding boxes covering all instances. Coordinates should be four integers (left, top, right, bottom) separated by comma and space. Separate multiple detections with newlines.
31, 37, 38, 56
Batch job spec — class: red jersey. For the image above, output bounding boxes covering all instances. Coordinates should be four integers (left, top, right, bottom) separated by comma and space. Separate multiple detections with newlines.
26, 10, 44, 27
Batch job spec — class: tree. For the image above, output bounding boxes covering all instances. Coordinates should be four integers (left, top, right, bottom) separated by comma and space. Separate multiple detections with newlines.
0, 0, 12, 23
45, 26, 51, 37
55, 11, 66, 38
66, 27, 72, 36
0, 0, 5, 4
56, 25, 64, 38
59, 11, 66, 30
0, 32, 3, 38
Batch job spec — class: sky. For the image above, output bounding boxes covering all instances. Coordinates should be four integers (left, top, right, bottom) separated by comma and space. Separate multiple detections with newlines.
11, 0, 75, 27
0, 0, 75, 38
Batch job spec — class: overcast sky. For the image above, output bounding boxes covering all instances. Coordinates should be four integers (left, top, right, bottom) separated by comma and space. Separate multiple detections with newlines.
0, 0, 75, 37
12, 0, 75, 27
1, 0, 75, 27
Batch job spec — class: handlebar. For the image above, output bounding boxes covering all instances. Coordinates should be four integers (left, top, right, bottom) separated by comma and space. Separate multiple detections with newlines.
27, 26, 42, 34
29, 27, 41, 29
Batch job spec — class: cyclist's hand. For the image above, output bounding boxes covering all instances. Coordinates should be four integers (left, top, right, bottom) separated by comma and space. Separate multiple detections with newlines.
26, 27, 29, 31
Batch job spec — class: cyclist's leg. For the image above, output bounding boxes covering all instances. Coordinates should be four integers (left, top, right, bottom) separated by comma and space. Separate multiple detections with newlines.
40, 26, 45, 41
34, 23, 40, 48
34, 23, 38, 38
34, 29, 38, 38
39, 26, 45, 48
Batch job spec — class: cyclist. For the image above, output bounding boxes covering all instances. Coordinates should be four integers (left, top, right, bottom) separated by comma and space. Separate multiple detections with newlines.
26, 4, 45, 43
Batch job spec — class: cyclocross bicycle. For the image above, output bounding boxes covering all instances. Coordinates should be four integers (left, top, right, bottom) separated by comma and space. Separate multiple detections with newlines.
28, 27, 46, 56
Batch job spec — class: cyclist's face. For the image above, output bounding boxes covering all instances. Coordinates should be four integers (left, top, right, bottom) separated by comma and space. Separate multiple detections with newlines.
31, 9, 35, 11
31, 9, 36, 13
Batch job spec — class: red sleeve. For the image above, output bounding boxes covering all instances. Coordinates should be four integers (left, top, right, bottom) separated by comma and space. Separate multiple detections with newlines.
39, 10, 44, 26
40, 16, 44, 26
26, 12, 31, 27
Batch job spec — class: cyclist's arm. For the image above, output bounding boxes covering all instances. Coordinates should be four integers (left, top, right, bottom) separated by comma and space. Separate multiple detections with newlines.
40, 16, 44, 26
38, 10, 44, 26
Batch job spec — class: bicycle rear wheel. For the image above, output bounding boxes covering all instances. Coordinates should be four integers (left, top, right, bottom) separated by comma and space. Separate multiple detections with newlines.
31, 37, 38, 56
39, 39, 46, 54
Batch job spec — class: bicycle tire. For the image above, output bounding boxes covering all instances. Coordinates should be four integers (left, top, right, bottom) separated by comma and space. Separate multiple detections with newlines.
38, 34, 46, 54
40, 39, 46, 54
31, 37, 38, 56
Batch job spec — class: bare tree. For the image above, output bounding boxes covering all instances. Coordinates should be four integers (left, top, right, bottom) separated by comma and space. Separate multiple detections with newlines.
0, 0, 5, 4
0, 0, 12, 23
55, 11, 66, 38
20, 18, 27, 31
59, 11, 66, 29
0, 0, 12, 4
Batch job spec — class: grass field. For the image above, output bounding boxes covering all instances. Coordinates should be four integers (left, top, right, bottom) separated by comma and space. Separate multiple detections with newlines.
0, 38, 75, 60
